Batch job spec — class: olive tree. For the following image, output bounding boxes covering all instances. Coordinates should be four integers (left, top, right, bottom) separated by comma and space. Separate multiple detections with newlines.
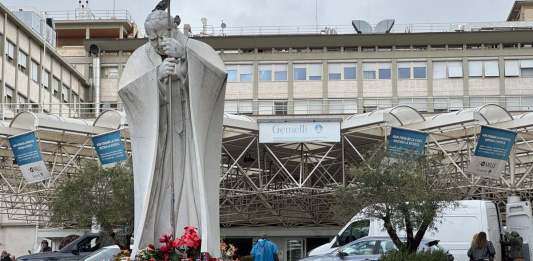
335, 148, 459, 253
49, 161, 134, 239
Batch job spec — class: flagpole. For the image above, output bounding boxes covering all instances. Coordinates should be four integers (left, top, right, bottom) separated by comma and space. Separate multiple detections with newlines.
167, 0, 176, 238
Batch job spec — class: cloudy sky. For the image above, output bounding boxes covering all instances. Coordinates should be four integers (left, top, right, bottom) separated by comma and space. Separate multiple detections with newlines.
3, 0, 518, 31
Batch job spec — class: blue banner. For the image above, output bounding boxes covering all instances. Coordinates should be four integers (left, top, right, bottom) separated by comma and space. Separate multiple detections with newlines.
474, 126, 516, 160
8, 131, 50, 183
9, 132, 43, 165
387, 127, 428, 159
92, 130, 127, 166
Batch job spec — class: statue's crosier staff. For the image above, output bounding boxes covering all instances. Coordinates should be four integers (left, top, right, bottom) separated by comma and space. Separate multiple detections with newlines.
165, 0, 176, 239
154, 0, 177, 238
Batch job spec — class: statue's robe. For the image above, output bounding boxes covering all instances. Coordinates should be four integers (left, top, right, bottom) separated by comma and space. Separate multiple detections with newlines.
118, 32, 226, 257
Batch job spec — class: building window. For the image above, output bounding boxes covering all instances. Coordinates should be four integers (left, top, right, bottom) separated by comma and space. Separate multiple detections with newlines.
378, 64, 391, 79
469, 60, 499, 78
433, 61, 463, 79
274, 64, 288, 81
294, 64, 322, 81
294, 65, 307, 80
363, 63, 376, 80
31, 60, 39, 83
259, 65, 272, 81
4, 85, 14, 105
102, 66, 119, 79
18, 50, 28, 73
274, 101, 288, 115
505, 60, 533, 77
42, 70, 50, 89
62, 84, 70, 102
363, 63, 391, 80
225, 64, 253, 82
329, 63, 356, 80
52, 77, 60, 98
239, 65, 252, 82
413, 63, 427, 79
308, 64, 322, 80
328, 64, 342, 80
226, 65, 237, 82
4, 40, 15, 63
398, 62, 427, 80
259, 64, 288, 81
398, 64, 410, 79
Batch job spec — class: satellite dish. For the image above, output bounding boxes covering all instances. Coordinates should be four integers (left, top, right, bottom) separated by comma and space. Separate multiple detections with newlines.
352, 20, 373, 34
375, 19, 395, 33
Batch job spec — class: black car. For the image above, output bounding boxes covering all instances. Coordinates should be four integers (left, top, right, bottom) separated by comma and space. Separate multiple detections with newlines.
17, 233, 102, 261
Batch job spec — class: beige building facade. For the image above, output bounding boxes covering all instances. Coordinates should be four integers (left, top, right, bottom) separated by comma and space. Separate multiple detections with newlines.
0, 3, 89, 120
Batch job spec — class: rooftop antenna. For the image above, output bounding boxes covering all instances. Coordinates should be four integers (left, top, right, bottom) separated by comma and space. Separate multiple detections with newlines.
201, 17, 208, 35
220, 20, 226, 36
315, 0, 318, 33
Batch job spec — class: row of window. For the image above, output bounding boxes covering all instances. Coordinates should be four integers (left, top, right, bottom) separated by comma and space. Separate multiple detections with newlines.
226, 59, 533, 82
224, 97, 533, 115
3, 42, 82, 103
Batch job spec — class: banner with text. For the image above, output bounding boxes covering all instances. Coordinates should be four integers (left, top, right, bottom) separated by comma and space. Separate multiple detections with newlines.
259, 121, 341, 143
92, 130, 128, 167
466, 126, 517, 179
8, 132, 50, 184
387, 127, 428, 159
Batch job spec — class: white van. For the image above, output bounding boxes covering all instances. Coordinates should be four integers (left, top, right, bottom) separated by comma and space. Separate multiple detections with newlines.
308, 200, 502, 261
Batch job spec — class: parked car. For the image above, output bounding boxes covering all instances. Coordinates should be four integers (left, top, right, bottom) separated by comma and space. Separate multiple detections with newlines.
81, 245, 122, 261
300, 236, 454, 261
17, 233, 103, 261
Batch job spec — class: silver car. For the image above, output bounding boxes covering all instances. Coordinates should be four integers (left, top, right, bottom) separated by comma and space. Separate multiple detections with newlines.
300, 236, 453, 261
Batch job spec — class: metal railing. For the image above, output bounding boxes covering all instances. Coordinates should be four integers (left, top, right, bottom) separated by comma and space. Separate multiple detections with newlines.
190, 21, 533, 37
0, 102, 124, 120
1, 96, 532, 120
45, 9, 132, 21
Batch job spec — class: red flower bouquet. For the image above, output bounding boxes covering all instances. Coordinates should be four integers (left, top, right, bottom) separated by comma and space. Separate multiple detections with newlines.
136, 227, 202, 261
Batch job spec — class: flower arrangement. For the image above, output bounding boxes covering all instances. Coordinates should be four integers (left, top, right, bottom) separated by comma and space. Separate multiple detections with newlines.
136, 227, 202, 261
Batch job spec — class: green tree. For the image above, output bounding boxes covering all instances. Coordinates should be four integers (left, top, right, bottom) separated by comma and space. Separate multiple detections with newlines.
335, 147, 459, 253
49, 161, 134, 237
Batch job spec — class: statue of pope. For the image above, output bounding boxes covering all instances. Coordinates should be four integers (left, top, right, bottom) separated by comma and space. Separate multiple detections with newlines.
118, 9, 226, 257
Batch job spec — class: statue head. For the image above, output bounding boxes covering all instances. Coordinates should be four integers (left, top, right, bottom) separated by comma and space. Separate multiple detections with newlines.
145, 10, 177, 56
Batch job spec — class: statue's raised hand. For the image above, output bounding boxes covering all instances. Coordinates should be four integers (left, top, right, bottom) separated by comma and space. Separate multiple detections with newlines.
158, 57, 178, 82
160, 38, 185, 59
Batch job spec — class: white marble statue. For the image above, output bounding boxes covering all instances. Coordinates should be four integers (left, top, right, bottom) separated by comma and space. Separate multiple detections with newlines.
118, 8, 226, 257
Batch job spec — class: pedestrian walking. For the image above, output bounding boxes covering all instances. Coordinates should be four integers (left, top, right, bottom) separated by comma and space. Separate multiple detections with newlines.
251, 234, 278, 261
468, 232, 496, 261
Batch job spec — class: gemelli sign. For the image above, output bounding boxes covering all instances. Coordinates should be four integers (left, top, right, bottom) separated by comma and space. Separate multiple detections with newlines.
259, 121, 341, 143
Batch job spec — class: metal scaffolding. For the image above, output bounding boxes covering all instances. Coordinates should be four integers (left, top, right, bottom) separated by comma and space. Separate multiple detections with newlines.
2, 105, 533, 228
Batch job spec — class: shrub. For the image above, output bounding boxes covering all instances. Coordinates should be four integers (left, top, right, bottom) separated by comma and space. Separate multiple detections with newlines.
379, 249, 450, 261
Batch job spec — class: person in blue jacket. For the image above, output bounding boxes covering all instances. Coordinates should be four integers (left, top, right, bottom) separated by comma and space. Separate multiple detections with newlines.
251, 234, 279, 261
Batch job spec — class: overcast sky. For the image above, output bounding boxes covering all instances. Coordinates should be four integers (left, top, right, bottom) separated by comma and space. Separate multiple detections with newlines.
3, 0, 518, 31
